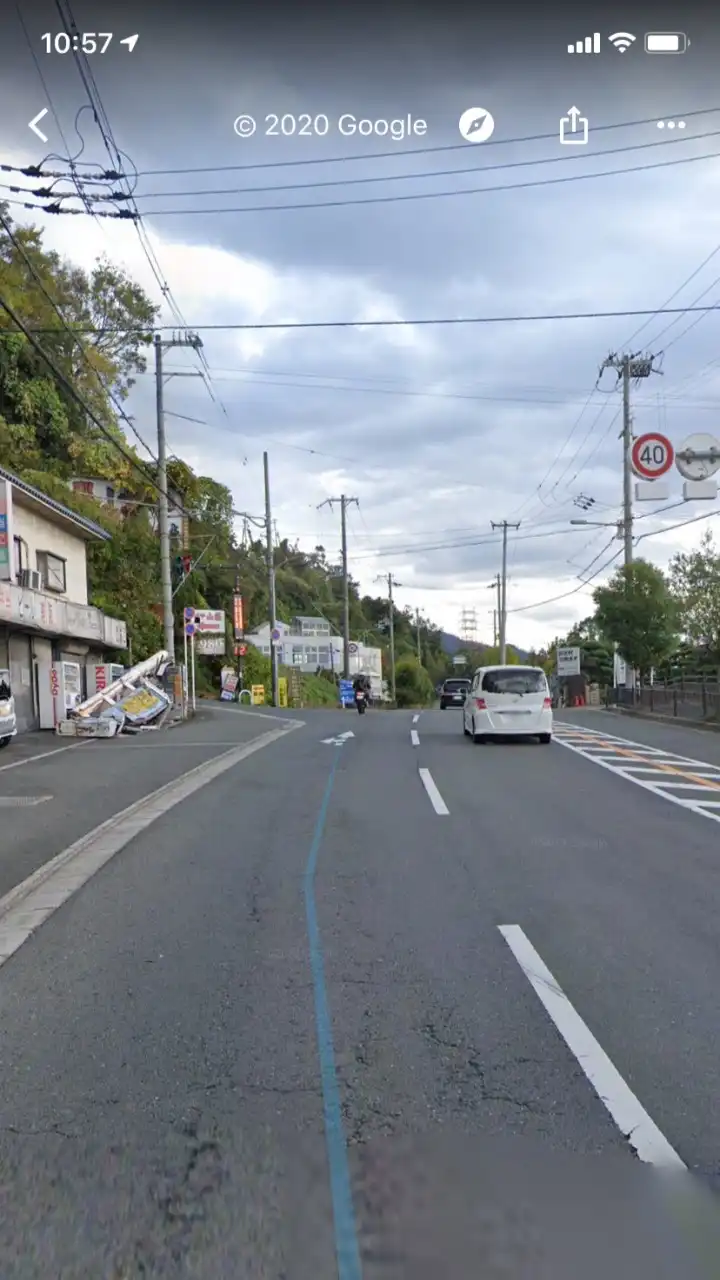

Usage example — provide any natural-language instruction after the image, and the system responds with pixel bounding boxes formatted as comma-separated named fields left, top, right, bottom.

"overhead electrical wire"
left=96, top=146, right=720, bottom=217
left=4, top=141, right=720, bottom=220
left=14, top=304, right=720, bottom=336
left=59, top=126, right=720, bottom=203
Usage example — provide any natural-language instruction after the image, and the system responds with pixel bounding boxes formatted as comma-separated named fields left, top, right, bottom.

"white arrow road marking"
left=321, top=731, right=356, bottom=745
left=499, top=925, right=684, bottom=1169
left=29, top=108, right=49, bottom=141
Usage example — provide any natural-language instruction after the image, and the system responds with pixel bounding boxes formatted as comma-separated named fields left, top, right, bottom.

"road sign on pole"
left=675, top=433, right=720, bottom=481
left=631, top=432, right=674, bottom=479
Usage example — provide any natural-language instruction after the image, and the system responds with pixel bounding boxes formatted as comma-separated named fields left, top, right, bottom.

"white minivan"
left=462, top=664, right=552, bottom=744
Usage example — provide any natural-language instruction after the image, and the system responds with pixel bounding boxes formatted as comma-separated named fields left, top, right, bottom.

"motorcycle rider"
left=353, top=672, right=371, bottom=706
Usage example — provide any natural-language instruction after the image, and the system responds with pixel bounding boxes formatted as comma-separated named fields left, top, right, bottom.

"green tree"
left=394, top=657, right=435, bottom=707
left=668, top=530, right=720, bottom=663
left=593, top=559, right=678, bottom=681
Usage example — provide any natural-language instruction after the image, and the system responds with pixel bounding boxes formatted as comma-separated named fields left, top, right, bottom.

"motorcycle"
left=355, top=690, right=367, bottom=715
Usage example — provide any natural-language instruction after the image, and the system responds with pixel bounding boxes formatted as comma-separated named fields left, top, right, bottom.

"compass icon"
left=458, top=107, right=495, bottom=143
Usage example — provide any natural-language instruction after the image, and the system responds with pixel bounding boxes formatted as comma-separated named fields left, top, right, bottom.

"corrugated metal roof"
left=0, top=465, right=111, bottom=541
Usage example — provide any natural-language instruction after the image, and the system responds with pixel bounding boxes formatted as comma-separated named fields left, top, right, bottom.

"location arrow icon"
left=28, top=109, right=49, bottom=142
left=120, top=34, right=139, bottom=51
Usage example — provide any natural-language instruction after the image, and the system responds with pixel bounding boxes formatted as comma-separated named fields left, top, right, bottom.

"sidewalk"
left=0, top=707, right=300, bottom=905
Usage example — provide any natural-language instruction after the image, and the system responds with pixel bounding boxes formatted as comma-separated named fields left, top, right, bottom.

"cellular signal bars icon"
left=568, top=32, right=601, bottom=54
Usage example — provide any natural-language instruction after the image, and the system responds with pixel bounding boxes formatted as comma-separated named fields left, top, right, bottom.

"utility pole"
left=416, top=609, right=422, bottom=664
left=155, top=330, right=203, bottom=661
left=376, top=572, right=400, bottom=703
left=318, top=495, right=358, bottom=678
left=601, top=351, right=659, bottom=567
left=264, top=451, right=279, bottom=706
left=490, top=522, right=520, bottom=663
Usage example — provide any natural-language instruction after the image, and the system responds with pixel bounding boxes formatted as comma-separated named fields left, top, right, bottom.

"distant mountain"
left=440, top=631, right=529, bottom=661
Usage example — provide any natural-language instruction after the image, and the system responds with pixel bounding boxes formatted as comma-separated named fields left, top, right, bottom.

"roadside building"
left=0, top=466, right=127, bottom=732
left=248, top=615, right=383, bottom=693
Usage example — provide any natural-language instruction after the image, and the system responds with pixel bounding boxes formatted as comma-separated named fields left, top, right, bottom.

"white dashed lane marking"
left=553, top=721, right=720, bottom=824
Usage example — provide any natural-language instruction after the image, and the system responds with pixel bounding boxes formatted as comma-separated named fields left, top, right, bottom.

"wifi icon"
left=608, top=31, right=636, bottom=51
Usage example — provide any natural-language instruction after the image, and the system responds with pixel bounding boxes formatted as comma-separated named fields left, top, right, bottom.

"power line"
left=118, top=146, right=720, bottom=217
left=15, top=303, right=720, bottom=335
left=88, top=127, right=720, bottom=203
left=508, top=545, right=622, bottom=614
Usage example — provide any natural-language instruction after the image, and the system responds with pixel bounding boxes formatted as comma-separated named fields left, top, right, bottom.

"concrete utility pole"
left=601, top=352, right=659, bottom=567
left=490, top=522, right=520, bottom=663
left=318, top=495, right=358, bottom=678
left=263, top=451, right=279, bottom=706
left=155, top=331, right=203, bottom=660
left=377, top=572, right=400, bottom=703
left=416, top=608, right=422, bottom=664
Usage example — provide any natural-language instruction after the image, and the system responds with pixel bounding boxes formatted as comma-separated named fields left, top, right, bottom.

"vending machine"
left=86, top=663, right=125, bottom=698
left=50, top=661, right=83, bottom=726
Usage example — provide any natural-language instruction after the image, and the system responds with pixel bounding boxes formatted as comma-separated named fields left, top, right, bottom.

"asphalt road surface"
left=2, top=704, right=720, bottom=1277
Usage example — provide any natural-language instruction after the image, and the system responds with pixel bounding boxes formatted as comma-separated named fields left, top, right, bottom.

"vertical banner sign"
left=0, top=479, right=14, bottom=582
left=233, top=594, right=244, bottom=639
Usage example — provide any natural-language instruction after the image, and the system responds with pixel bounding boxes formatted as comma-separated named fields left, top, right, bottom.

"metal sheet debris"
left=57, top=651, right=174, bottom=738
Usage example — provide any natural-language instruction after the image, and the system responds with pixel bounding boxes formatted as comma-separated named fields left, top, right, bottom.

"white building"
left=248, top=616, right=383, bottom=687
left=0, top=466, right=127, bottom=732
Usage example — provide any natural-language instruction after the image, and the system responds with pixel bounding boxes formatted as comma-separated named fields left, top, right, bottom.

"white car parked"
left=462, top=664, right=553, bottom=744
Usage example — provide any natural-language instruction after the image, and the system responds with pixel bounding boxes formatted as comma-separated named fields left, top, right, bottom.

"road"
left=1, top=703, right=720, bottom=1277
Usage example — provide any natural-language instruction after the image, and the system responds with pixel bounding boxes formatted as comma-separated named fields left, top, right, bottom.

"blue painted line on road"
left=304, top=753, right=363, bottom=1280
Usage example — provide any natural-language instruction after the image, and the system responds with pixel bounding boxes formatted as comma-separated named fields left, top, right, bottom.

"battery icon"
left=645, top=32, right=688, bottom=53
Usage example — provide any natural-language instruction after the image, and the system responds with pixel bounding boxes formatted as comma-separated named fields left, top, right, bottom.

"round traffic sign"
left=675, top=433, right=720, bottom=481
left=631, top=432, right=674, bottom=480
left=183, top=606, right=195, bottom=621
left=348, top=642, right=358, bottom=654
left=271, top=627, right=281, bottom=642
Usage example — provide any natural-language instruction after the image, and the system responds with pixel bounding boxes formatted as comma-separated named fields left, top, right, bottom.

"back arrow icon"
left=29, top=109, right=49, bottom=142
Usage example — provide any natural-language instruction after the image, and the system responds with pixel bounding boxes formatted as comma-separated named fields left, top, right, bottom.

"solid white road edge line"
left=0, top=741, right=89, bottom=775
left=410, top=729, right=420, bottom=747
left=0, top=722, right=303, bottom=969
left=498, top=924, right=685, bottom=1170
left=418, top=767, right=449, bottom=815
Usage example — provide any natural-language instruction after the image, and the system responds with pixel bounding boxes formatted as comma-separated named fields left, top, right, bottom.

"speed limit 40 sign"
left=631, top=432, right=674, bottom=480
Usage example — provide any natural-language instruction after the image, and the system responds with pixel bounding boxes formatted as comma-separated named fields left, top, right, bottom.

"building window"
left=292, top=647, right=304, bottom=665
left=305, top=647, right=318, bottom=666
left=36, top=551, right=66, bottom=594
left=13, top=536, right=24, bottom=578
left=318, top=647, right=330, bottom=666
left=72, top=480, right=94, bottom=495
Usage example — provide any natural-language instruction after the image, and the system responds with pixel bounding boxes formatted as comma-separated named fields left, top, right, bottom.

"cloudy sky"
left=1, top=0, right=719, bottom=649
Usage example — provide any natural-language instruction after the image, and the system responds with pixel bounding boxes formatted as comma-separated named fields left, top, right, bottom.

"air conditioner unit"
left=18, top=569, right=42, bottom=590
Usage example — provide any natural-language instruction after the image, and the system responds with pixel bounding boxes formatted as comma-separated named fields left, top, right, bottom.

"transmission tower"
left=460, top=607, right=478, bottom=644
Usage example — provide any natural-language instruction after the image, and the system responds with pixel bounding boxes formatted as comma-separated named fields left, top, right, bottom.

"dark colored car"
left=440, top=678, right=471, bottom=709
